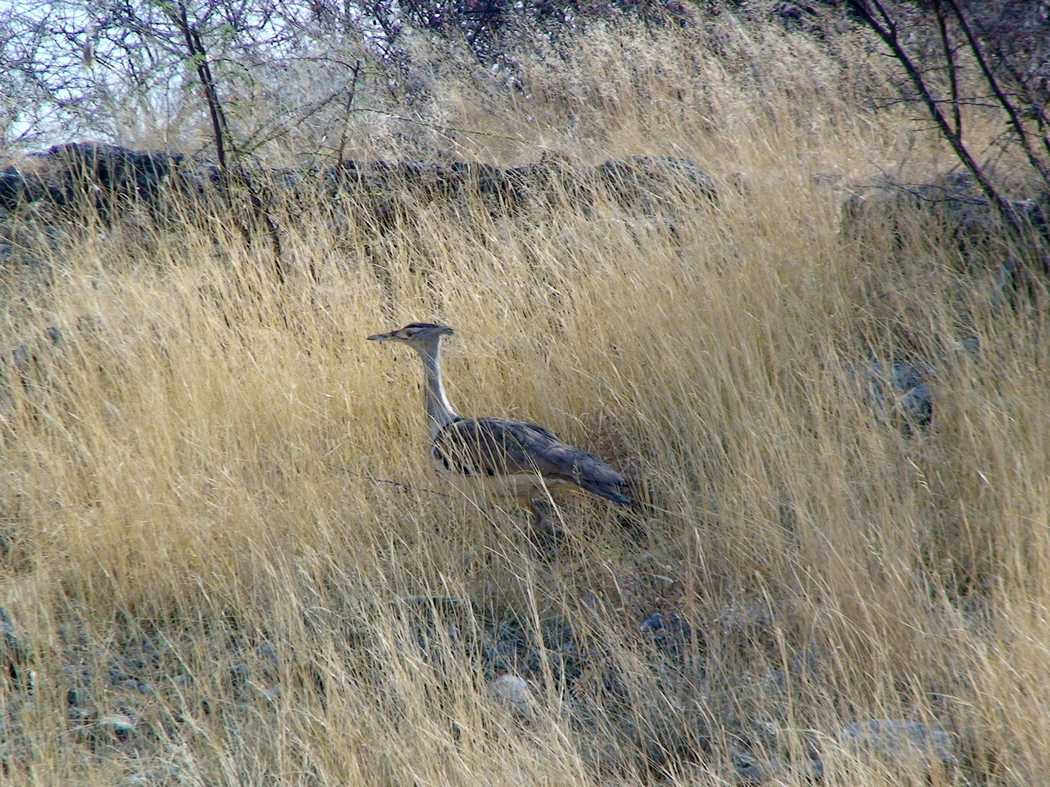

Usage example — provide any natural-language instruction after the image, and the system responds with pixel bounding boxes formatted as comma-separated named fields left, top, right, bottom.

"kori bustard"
left=367, top=323, right=633, bottom=513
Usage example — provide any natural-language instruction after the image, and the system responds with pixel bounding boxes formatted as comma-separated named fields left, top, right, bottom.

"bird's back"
left=431, top=416, right=632, bottom=504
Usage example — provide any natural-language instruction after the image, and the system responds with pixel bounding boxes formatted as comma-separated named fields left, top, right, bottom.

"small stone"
left=97, top=712, right=135, bottom=738
left=639, top=611, right=693, bottom=640
left=68, top=706, right=93, bottom=722
left=124, top=764, right=181, bottom=786
left=484, top=675, right=534, bottom=718
left=257, top=642, right=278, bottom=666
left=0, top=608, right=28, bottom=665
left=66, top=688, right=87, bottom=708
left=257, top=684, right=282, bottom=702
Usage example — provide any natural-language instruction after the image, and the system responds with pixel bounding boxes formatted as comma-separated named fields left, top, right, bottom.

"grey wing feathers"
left=432, top=417, right=632, bottom=504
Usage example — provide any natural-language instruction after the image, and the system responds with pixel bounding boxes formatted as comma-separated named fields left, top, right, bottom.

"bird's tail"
left=578, top=479, right=633, bottom=506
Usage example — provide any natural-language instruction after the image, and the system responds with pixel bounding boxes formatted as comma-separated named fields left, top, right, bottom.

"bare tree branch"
left=942, top=0, right=1050, bottom=189
left=933, top=0, right=962, bottom=141
left=847, top=0, right=1022, bottom=234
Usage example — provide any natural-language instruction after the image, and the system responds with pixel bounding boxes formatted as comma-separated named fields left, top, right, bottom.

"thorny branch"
left=847, top=0, right=1025, bottom=235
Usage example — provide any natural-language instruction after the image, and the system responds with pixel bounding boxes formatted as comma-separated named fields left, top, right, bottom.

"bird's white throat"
left=418, top=340, right=459, bottom=438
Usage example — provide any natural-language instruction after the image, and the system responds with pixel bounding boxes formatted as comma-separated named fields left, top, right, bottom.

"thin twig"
left=336, top=59, right=363, bottom=167
left=934, top=1, right=962, bottom=142
left=943, top=0, right=1050, bottom=189
left=343, top=469, right=452, bottom=498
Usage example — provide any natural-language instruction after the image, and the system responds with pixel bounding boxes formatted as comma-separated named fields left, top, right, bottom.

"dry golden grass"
left=1, top=27, right=1049, bottom=787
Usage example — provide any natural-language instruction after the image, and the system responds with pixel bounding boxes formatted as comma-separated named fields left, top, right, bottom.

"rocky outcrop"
left=841, top=171, right=1049, bottom=261
left=0, top=143, right=207, bottom=219
left=0, top=143, right=717, bottom=222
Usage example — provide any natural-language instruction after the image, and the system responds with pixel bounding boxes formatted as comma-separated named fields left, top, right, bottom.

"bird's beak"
left=367, top=331, right=396, bottom=342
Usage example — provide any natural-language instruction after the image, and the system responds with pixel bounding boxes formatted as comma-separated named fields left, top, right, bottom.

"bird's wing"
left=432, top=417, right=631, bottom=504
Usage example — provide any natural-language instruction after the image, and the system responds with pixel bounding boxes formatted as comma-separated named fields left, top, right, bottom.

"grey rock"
left=123, top=763, right=181, bottom=786
left=719, top=750, right=822, bottom=784
left=842, top=172, right=1050, bottom=300
left=842, top=172, right=1048, bottom=256
left=844, top=360, right=935, bottom=429
left=0, top=608, right=28, bottom=665
left=66, top=688, right=87, bottom=707
left=484, top=674, right=535, bottom=719
left=257, top=642, right=279, bottom=666
left=2, top=144, right=718, bottom=228
left=97, top=712, right=135, bottom=738
left=837, top=718, right=957, bottom=770
left=593, top=155, right=718, bottom=212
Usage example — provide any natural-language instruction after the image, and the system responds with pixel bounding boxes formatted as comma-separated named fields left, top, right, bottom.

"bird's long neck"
left=417, top=339, right=459, bottom=437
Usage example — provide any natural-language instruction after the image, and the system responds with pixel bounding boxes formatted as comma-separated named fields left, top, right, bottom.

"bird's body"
left=368, top=322, right=632, bottom=507
left=430, top=415, right=631, bottom=503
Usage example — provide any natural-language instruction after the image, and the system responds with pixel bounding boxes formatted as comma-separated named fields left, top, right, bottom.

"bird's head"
left=368, top=322, right=455, bottom=352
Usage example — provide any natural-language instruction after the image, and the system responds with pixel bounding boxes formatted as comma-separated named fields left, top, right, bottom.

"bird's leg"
left=528, top=497, right=565, bottom=557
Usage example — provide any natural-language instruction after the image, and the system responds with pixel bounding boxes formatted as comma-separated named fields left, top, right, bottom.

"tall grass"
left=1, top=30, right=1049, bottom=786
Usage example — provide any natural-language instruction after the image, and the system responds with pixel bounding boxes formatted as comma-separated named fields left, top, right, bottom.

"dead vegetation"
left=0, top=12, right=1049, bottom=787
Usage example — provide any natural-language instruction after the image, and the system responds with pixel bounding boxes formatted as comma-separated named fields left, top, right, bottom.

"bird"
left=367, top=322, right=633, bottom=515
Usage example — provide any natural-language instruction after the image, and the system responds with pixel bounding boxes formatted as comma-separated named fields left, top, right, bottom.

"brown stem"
left=173, top=3, right=229, bottom=173
left=934, top=1, right=961, bottom=141
left=167, top=3, right=285, bottom=284
left=336, top=59, right=363, bottom=167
